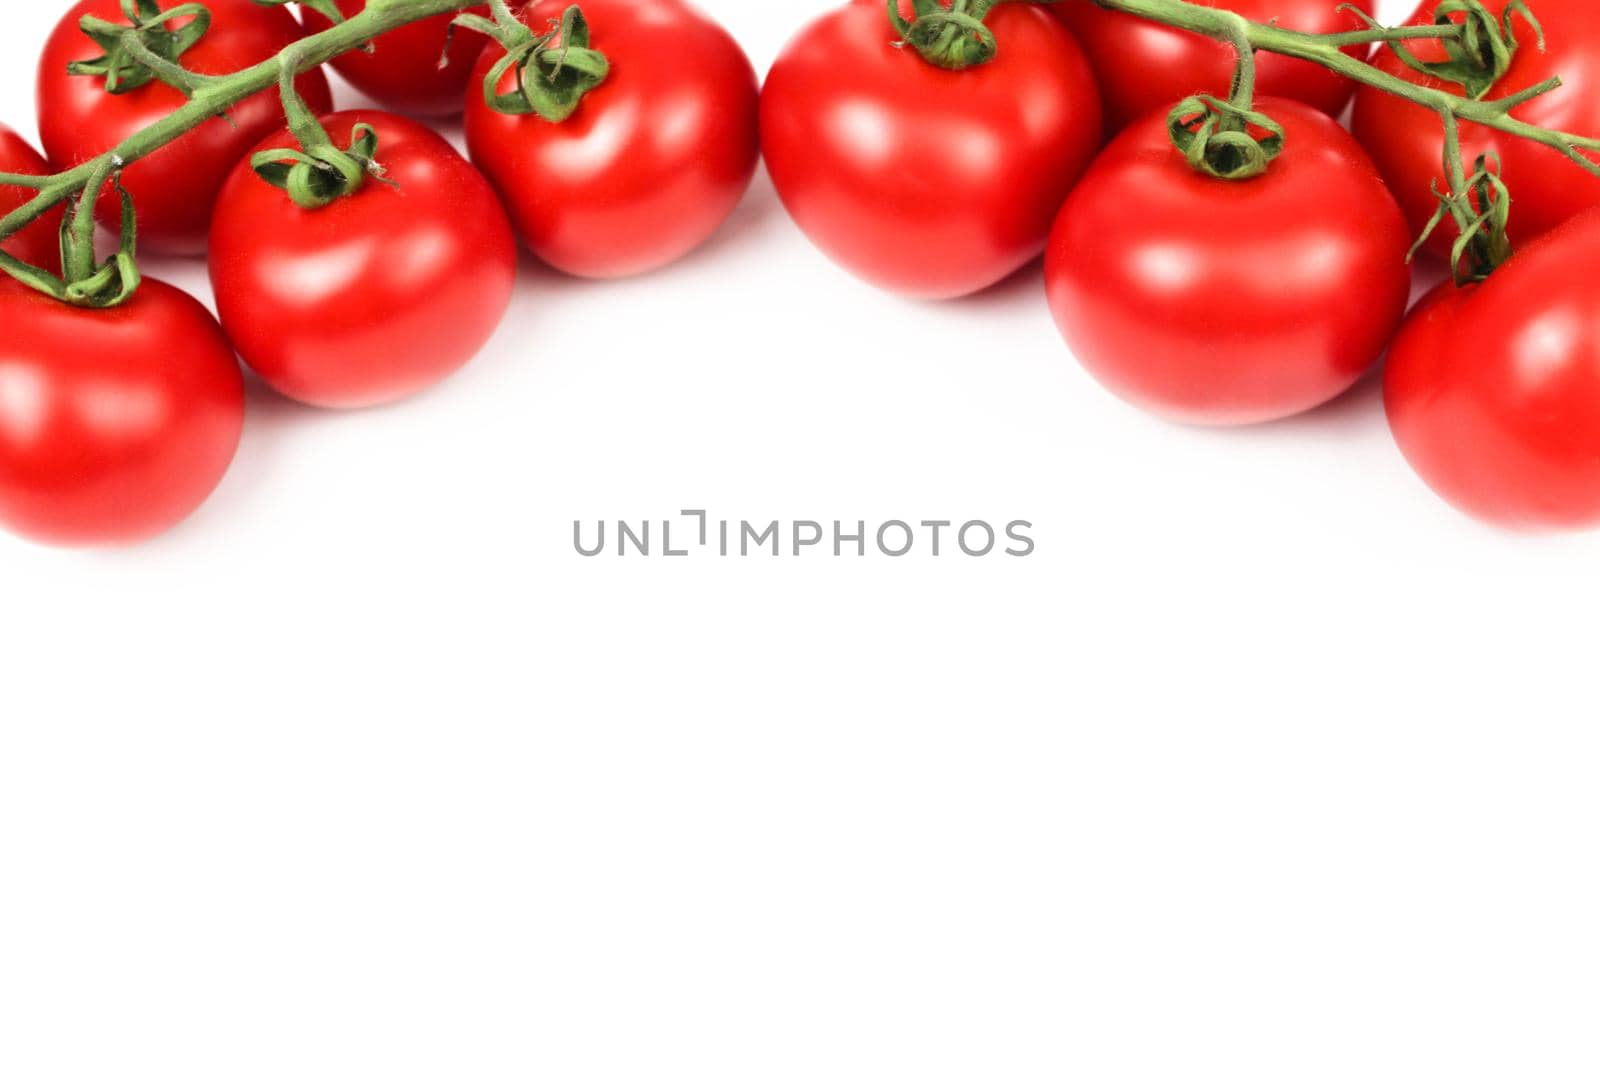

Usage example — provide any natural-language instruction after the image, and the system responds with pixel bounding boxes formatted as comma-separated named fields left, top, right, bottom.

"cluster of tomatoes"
left=1, top=0, right=1599, bottom=549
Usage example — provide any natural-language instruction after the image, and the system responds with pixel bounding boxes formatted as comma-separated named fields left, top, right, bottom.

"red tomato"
left=761, top=0, right=1102, bottom=299
left=0, top=277, right=244, bottom=547
left=464, top=0, right=758, bottom=279
left=1386, top=209, right=1600, bottom=529
left=1045, top=98, right=1412, bottom=426
left=0, top=126, right=63, bottom=273
left=209, top=110, right=516, bottom=409
left=1053, top=0, right=1374, bottom=132
left=301, top=1, right=490, bottom=117
left=1352, top=0, right=1600, bottom=259
left=37, top=0, right=332, bottom=256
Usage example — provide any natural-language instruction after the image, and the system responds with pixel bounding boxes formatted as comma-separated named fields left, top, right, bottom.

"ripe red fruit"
left=1046, top=99, right=1413, bottom=426
left=1386, top=209, right=1600, bottom=529
left=210, top=110, right=517, bottom=409
left=465, top=0, right=759, bottom=279
left=762, top=0, right=1102, bottom=299
left=0, top=278, right=245, bottom=547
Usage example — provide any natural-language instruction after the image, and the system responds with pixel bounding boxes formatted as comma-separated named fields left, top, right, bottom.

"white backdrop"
left=4, top=2, right=1598, bottom=1065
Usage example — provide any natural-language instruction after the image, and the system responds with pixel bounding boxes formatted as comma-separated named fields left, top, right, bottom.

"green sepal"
left=252, top=123, right=386, bottom=210
left=42, top=172, right=143, bottom=309
left=1345, top=0, right=1542, bottom=101
left=887, top=0, right=1000, bottom=71
left=68, top=0, right=212, bottom=95
left=458, top=2, right=610, bottom=123
left=1167, top=95, right=1285, bottom=182
left=1412, top=153, right=1514, bottom=285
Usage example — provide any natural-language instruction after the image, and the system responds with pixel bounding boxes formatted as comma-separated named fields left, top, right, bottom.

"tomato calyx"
left=1152, top=11, right=1288, bottom=181
left=1, top=159, right=142, bottom=308
left=1351, top=0, right=1544, bottom=101
left=887, top=0, right=1010, bottom=71
left=1168, top=95, right=1285, bottom=181
left=455, top=0, right=609, bottom=123
left=250, top=58, right=392, bottom=210
left=68, top=0, right=214, bottom=95
left=253, top=121, right=387, bottom=209
left=1414, top=114, right=1515, bottom=284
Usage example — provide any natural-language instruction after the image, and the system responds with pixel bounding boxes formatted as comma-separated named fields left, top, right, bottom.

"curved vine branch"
left=1088, top=0, right=1600, bottom=179
left=0, top=0, right=480, bottom=253
left=5, top=0, right=1600, bottom=302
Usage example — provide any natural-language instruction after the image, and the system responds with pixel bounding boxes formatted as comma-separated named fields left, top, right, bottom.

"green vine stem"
left=0, top=0, right=482, bottom=265
left=4, top=0, right=1600, bottom=300
left=248, top=47, right=384, bottom=209
left=1410, top=111, right=1514, bottom=283
left=1086, top=0, right=1600, bottom=182
left=885, top=0, right=1600, bottom=189
left=455, top=1, right=609, bottom=122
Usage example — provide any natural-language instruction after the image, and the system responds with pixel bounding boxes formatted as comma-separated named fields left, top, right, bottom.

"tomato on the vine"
left=1053, top=0, right=1375, bottom=131
left=761, top=0, right=1102, bottom=300
left=209, top=110, right=516, bottom=410
left=0, top=126, right=62, bottom=273
left=1045, top=98, right=1412, bottom=426
left=300, top=1, right=490, bottom=117
left=464, top=0, right=759, bottom=279
left=36, top=0, right=332, bottom=256
left=1352, top=0, right=1600, bottom=259
left=1386, top=209, right=1600, bottom=530
left=0, top=277, right=244, bottom=547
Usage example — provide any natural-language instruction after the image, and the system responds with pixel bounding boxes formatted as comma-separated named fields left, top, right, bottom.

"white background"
left=4, top=1, right=1598, bottom=1064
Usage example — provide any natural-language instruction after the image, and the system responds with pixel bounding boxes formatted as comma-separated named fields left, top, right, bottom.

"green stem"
left=5, top=0, right=1600, bottom=295
left=63, top=158, right=114, bottom=283
left=1088, top=0, right=1600, bottom=181
left=115, top=26, right=216, bottom=96
left=0, top=0, right=480, bottom=247
left=278, top=45, right=335, bottom=153
left=1422, top=110, right=1513, bottom=282
left=1317, top=24, right=1474, bottom=47
left=1219, top=12, right=1256, bottom=115
left=247, top=47, right=382, bottom=210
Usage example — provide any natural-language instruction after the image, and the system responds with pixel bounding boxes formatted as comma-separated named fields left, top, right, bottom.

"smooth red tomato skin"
left=464, top=0, right=759, bottom=279
left=1045, top=99, right=1412, bottom=426
left=1054, top=0, right=1374, bottom=132
left=0, top=126, right=63, bottom=273
left=36, top=0, right=333, bottom=256
left=209, top=111, right=516, bottom=410
left=1386, top=210, right=1600, bottom=530
left=761, top=0, right=1102, bottom=300
left=1353, top=0, right=1600, bottom=259
left=301, top=1, right=490, bottom=117
left=0, top=278, right=244, bottom=547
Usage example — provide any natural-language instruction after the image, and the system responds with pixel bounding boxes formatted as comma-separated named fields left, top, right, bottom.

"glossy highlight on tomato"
left=301, top=0, right=490, bottom=117
left=36, top=0, right=332, bottom=256
left=0, top=125, right=62, bottom=273
left=465, top=0, right=759, bottom=279
left=1386, top=209, right=1600, bottom=530
left=1045, top=98, right=1412, bottom=426
left=209, top=110, right=516, bottom=410
left=762, top=0, right=1102, bottom=300
left=0, top=277, right=245, bottom=547
left=1054, top=0, right=1375, bottom=132
left=1352, top=0, right=1600, bottom=259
